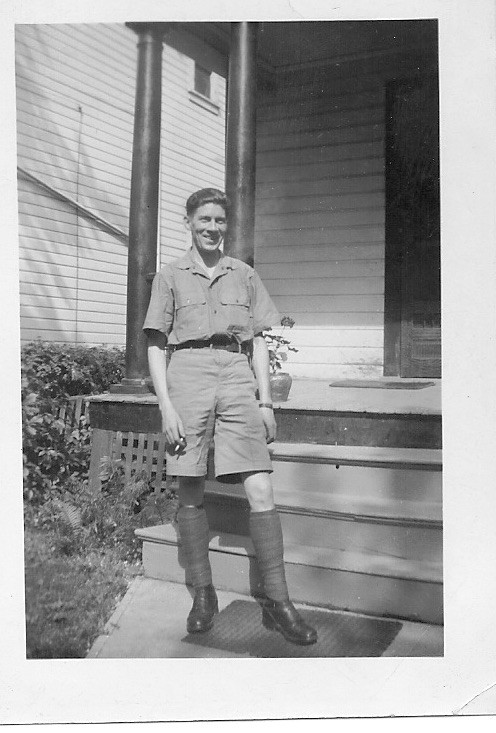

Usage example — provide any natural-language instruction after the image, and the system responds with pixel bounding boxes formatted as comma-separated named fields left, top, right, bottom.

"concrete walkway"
left=87, top=576, right=444, bottom=659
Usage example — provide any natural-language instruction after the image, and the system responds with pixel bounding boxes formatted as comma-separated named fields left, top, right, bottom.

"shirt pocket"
left=174, top=290, right=208, bottom=341
left=219, top=286, right=251, bottom=330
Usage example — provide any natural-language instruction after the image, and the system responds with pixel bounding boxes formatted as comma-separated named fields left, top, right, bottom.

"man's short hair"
left=186, top=188, right=230, bottom=217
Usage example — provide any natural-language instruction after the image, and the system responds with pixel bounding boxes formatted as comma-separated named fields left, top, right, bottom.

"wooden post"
left=88, top=428, right=114, bottom=493
left=112, top=25, right=163, bottom=393
left=224, top=22, right=258, bottom=267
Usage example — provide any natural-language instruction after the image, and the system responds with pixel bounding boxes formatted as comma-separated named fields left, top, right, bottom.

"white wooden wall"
left=255, top=63, right=387, bottom=379
left=16, top=23, right=226, bottom=345
left=159, top=45, right=226, bottom=265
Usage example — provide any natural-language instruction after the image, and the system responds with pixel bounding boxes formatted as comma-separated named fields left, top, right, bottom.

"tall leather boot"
left=249, top=508, right=317, bottom=646
left=177, top=504, right=218, bottom=633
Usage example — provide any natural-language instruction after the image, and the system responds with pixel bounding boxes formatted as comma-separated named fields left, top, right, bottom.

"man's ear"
left=183, top=215, right=191, bottom=232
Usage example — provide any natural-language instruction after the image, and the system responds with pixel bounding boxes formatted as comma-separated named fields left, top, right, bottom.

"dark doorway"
left=384, top=75, right=441, bottom=377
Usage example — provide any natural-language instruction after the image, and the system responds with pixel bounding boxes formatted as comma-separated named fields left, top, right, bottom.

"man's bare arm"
left=252, top=334, right=277, bottom=443
left=147, top=331, right=185, bottom=446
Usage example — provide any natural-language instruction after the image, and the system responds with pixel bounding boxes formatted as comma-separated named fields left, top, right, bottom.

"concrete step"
left=203, top=480, right=442, bottom=563
left=137, top=523, right=443, bottom=625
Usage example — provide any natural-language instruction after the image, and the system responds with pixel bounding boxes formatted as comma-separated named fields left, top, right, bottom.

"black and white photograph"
left=1, top=0, right=496, bottom=725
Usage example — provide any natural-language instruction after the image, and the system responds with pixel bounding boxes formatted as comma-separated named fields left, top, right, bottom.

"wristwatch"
left=258, top=402, right=273, bottom=409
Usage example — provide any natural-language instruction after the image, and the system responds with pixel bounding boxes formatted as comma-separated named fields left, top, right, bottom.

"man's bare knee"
left=241, top=471, right=275, bottom=512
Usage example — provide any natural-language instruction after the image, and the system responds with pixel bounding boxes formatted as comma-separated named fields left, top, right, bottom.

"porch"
left=88, top=376, right=442, bottom=632
left=88, top=378, right=443, bottom=658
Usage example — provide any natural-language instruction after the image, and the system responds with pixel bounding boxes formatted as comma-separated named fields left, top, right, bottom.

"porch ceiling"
left=256, top=20, right=438, bottom=69
left=128, top=20, right=437, bottom=72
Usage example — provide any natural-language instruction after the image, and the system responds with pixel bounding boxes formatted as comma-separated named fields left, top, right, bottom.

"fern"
left=55, top=500, right=83, bottom=532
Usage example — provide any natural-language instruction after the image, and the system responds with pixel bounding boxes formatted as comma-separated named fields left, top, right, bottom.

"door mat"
left=329, top=380, right=435, bottom=390
left=183, top=600, right=402, bottom=658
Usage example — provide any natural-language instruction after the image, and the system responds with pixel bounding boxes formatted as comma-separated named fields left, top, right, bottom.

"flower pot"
left=269, top=372, right=293, bottom=402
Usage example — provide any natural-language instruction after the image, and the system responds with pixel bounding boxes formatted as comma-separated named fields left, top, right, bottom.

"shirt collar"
left=175, top=248, right=241, bottom=272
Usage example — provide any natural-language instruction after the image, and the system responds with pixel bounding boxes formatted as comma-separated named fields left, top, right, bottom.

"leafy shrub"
left=22, top=341, right=125, bottom=401
left=22, top=342, right=125, bottom=502
left=25, top=460, right=178, bottom=562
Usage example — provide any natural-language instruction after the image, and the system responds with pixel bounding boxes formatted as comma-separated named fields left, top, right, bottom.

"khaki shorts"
left=165, top=348, right=273, bottom=478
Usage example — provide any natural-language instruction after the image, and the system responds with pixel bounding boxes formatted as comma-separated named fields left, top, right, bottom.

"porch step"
left=204, top=480, right=442, bottom=564
left=269, top=442, right=442, bottom=470
left=137, top=524, right=443, bottom=624
left=206, top=480, right=441, bottom=524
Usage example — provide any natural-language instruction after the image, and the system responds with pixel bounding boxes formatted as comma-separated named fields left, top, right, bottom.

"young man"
left=143, top=188, right=317, bottom=646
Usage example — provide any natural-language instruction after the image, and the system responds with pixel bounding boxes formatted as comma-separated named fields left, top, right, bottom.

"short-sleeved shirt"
left=143, top=248, right=280, bottom=345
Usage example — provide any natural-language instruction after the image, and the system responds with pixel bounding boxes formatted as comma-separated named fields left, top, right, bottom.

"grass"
left=23, top=484, right=178, bottom=659
left=24, top=525, right=141, bottom=659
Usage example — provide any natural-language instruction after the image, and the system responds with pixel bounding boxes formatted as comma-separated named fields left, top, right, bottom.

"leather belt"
left=173, top=338, right=250, bottom=355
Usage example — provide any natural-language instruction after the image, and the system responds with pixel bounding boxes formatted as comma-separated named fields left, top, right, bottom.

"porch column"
left=113, top=25, right=163, bottom=393
left=224, top=22, right=259, bottom=267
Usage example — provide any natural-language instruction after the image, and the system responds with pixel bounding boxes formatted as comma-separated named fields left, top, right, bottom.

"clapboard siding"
left=256, top=88, right=384, bottom=120
left=280, top=312, right=384, bottom=328
left=255, top=61, right=388, bottom=377
left=18, top=119, right=134, bottom=166
left=259, top=260, right=384, bottom=279
left=257, top=208, right=384, bottom=231
left=21, top=328, right=125, bottom=346
left=17, top=23, right=226, bottom=345
left=257, top=225, right=384, bottom=247
left=287, top=328, right=383, bottom=348
left=258, top=141, right=383, bottom=169
left=264, top=277, right=384, bottom=297
left=274, top=295, right=384, bottom=313
left=16, top=80, right=135, bottom=139
left=23, top=237, right=128, bottom=267
left=260, top=243, right=384, bottom=264
left=257, top=106, right=385, bottom=137
left=20, top=278, right=126, bottom=304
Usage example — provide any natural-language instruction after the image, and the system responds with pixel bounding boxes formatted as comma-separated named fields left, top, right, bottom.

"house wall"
left=16, top=23, right=226, bottom=345
left=255, top=52, right=427, bottom=379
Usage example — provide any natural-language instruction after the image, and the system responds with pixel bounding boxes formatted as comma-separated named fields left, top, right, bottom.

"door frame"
left=383, top=73, right=440, bottom=377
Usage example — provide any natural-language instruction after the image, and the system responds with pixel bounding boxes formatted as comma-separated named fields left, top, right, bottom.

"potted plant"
left=264, top=316, right=298, bottom=402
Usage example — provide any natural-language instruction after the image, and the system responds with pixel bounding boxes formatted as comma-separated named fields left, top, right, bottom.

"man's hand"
left=160, top=402, right=186, bottom=451
left=260, top=406, right=277, bottom=444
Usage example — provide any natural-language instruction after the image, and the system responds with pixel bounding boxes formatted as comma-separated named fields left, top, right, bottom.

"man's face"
left=185, top=203, right=227, bottom=256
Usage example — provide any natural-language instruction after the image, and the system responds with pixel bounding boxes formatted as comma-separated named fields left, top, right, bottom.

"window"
left=189, top=62, right=219, bottom=115
left=194, top=63, right=211, bottom=99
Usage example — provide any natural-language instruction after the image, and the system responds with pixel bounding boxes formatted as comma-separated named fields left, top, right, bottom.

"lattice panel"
left=111, top=431, right=169, bottom=494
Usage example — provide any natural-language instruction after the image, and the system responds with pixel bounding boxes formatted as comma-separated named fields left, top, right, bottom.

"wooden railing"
left=58, top=395, right=91, bottom=431
left=58, top=396, right=169, bottom=494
